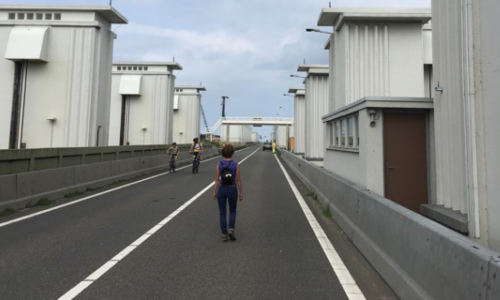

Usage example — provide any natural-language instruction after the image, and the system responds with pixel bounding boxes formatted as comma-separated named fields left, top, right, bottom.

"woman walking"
left=213, top=144, right=243, bottom=242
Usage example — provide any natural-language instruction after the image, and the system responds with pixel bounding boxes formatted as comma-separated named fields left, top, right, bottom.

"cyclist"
left=189, top=137, right=203, bottom=156
left=166, top=142, right=180, bottom=167
left=189, top=138, right=204, bottom=173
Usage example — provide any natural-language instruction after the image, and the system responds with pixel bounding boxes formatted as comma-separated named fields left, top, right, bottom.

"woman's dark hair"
left=221, top=144, right=235, bottom=158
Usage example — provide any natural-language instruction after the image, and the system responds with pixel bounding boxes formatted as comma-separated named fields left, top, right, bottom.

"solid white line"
left=57, top=183, right=215, bottom=300
left=57, top=146, right=260, bottom=300
left=274, top=155, right=366, bottom=300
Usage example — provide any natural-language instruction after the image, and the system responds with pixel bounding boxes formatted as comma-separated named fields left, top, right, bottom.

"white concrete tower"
left=297, top=64, right=329, bottom=161
left=109, top=62, right=182, bottom=146
left=0, top=5, right=127, bottom=149
left=173, top=86, right=206, bottom=144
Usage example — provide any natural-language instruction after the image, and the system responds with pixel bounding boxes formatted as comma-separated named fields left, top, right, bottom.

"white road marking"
left=57, top=147, right=260, bottom=299
left=274, top=155, right=366, bottom=300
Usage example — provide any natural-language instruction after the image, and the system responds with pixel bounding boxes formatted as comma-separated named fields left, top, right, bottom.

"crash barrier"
left=0, top=145, right=220, bottom=211
left=281, top=151, right=500, bottom=300
left=0, top=144, right=198, bottom=175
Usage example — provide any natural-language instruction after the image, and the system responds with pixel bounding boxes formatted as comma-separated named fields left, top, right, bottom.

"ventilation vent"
left=7, top=11, right=62, bottom=21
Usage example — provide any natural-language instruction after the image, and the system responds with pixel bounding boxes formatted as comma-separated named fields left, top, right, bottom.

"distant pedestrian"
left=213, top=144, right=243, bottom=242
left=272, top=140, right=276, bottom=153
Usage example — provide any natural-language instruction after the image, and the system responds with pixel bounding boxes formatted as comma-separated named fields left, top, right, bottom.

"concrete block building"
left=172, top=86, right=206, bottom=144
left=273, top=124, right=294, bottom=150
left=220, top=125, right=253, bottom=145
left=0, top=5, right=127, bottom=149
left=316, top=9, right=433, bottom=211
left=296, top=64, right=329, bottom=161
left=288, top=87, right=305, bottom=155
left=109, top=62, right=182, bottom=146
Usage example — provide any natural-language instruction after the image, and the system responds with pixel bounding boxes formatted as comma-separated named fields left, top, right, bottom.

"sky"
left=3, top=0, right=431, bottom=140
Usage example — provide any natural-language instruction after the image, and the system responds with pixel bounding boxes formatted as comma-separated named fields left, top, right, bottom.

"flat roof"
left=288, top=87, right=305, bottom=94
left=175, top=86, right=206, bottom=91
left=317, top=8, right=431, bottom=31
left=0, top=5, right=128, bottom=24
left=297, top=64, right=328, bottom=72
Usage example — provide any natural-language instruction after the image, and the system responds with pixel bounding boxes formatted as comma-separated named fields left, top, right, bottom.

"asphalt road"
left=0, top=145, right=399, bottom=300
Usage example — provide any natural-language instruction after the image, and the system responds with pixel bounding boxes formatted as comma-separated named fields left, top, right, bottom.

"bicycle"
left=169, top=154, right=177, bottom=173
left=192, top=152, right=200, bottom=174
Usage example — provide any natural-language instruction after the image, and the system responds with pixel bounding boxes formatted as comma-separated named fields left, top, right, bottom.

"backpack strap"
left=219, top=160, right=234, bottom=173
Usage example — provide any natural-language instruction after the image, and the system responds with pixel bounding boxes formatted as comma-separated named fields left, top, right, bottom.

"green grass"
left=307, top=191, right=318, bottom=201
left=308, top=190, right=332, bottom=218
left=35, top=198, right=55, bottom=206
left=322, top=205, right=332, bottom=218
left=64, top=191, right=85, bottom=198
left=0, top=208, right=16, bottom=217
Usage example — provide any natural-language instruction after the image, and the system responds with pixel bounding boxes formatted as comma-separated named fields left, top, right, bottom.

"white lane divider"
left=58, top=183, right=214, bottom=300
left=274, top=155, right=366, bottom=300
left=58, top=146, right=260, bottom=299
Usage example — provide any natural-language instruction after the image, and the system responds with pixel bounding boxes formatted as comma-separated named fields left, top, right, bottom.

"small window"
left=128, top=66, right=132, bottom=70
left=8, top=13, right=15, bottom=20
left=330, top=113, right=359, bottom=150
left=27, top=13, right=34, bottom=20
left=341, top=119, right=347, bottom=146
left=54, top=13, right=61, bottom=20
left=355, top=114, right=359, bottom=146
left=348, top=117, right=354, bottom=146
left=117, top=66, right=122, bottom=71
left=329, top=123, right=335, bottom=147
left=335, top=121, right=340, bottom=146
left=18, top=13, right=25, bottom=20
left=36, top=13, right=43, bottom=20
left=144, top=66, right=148, bottom=71
left=139, top=67, right=143, bottom=71
left=45, top=13, right=52, bottom=20
left=133, top=66, right=137, bottom=71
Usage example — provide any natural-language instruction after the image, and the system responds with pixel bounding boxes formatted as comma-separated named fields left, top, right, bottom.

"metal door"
left=383, top=112, right=428, bottom=213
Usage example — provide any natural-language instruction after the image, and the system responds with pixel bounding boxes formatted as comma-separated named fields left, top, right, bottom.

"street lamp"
left=290, top=74, right=306, bottom=79
left=47, top=117, right=56, bottom=148
left=305, top=28, right=333, bottom=35
left=221, top=96, right=229, bottom=118
left=283, top=93, right=294, bottom=97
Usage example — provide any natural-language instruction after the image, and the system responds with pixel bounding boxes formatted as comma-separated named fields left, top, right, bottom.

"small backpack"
left=219, top=161, right=234, bottom=186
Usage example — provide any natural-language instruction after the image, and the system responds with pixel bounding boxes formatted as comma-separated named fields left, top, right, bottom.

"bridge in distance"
left=207, top=116, right=294, bottom=133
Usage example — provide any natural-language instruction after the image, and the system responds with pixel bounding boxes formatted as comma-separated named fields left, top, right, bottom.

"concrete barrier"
left=0, top=144, right=184, bottom=175
left=281, top=151, right=500, bottom=300
left=0, top=147, right=220, bottom=211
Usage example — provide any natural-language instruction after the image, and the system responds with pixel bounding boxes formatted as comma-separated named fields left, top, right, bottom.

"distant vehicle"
left=262, top=142, right=272, bottom=151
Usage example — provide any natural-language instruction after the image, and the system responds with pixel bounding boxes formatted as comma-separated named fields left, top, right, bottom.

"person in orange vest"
left=272, top=140, right=276, bottom=153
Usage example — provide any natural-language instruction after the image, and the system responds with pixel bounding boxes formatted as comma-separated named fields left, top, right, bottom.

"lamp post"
left=290, top=74, right=306, bottom=79
left=47, top=117, right=56, bottom=147
left=305, top=28, right=333, bottom=35
left=221, top=96, right=229, bottom=119
left=142, top=127, right=147, bottom=145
